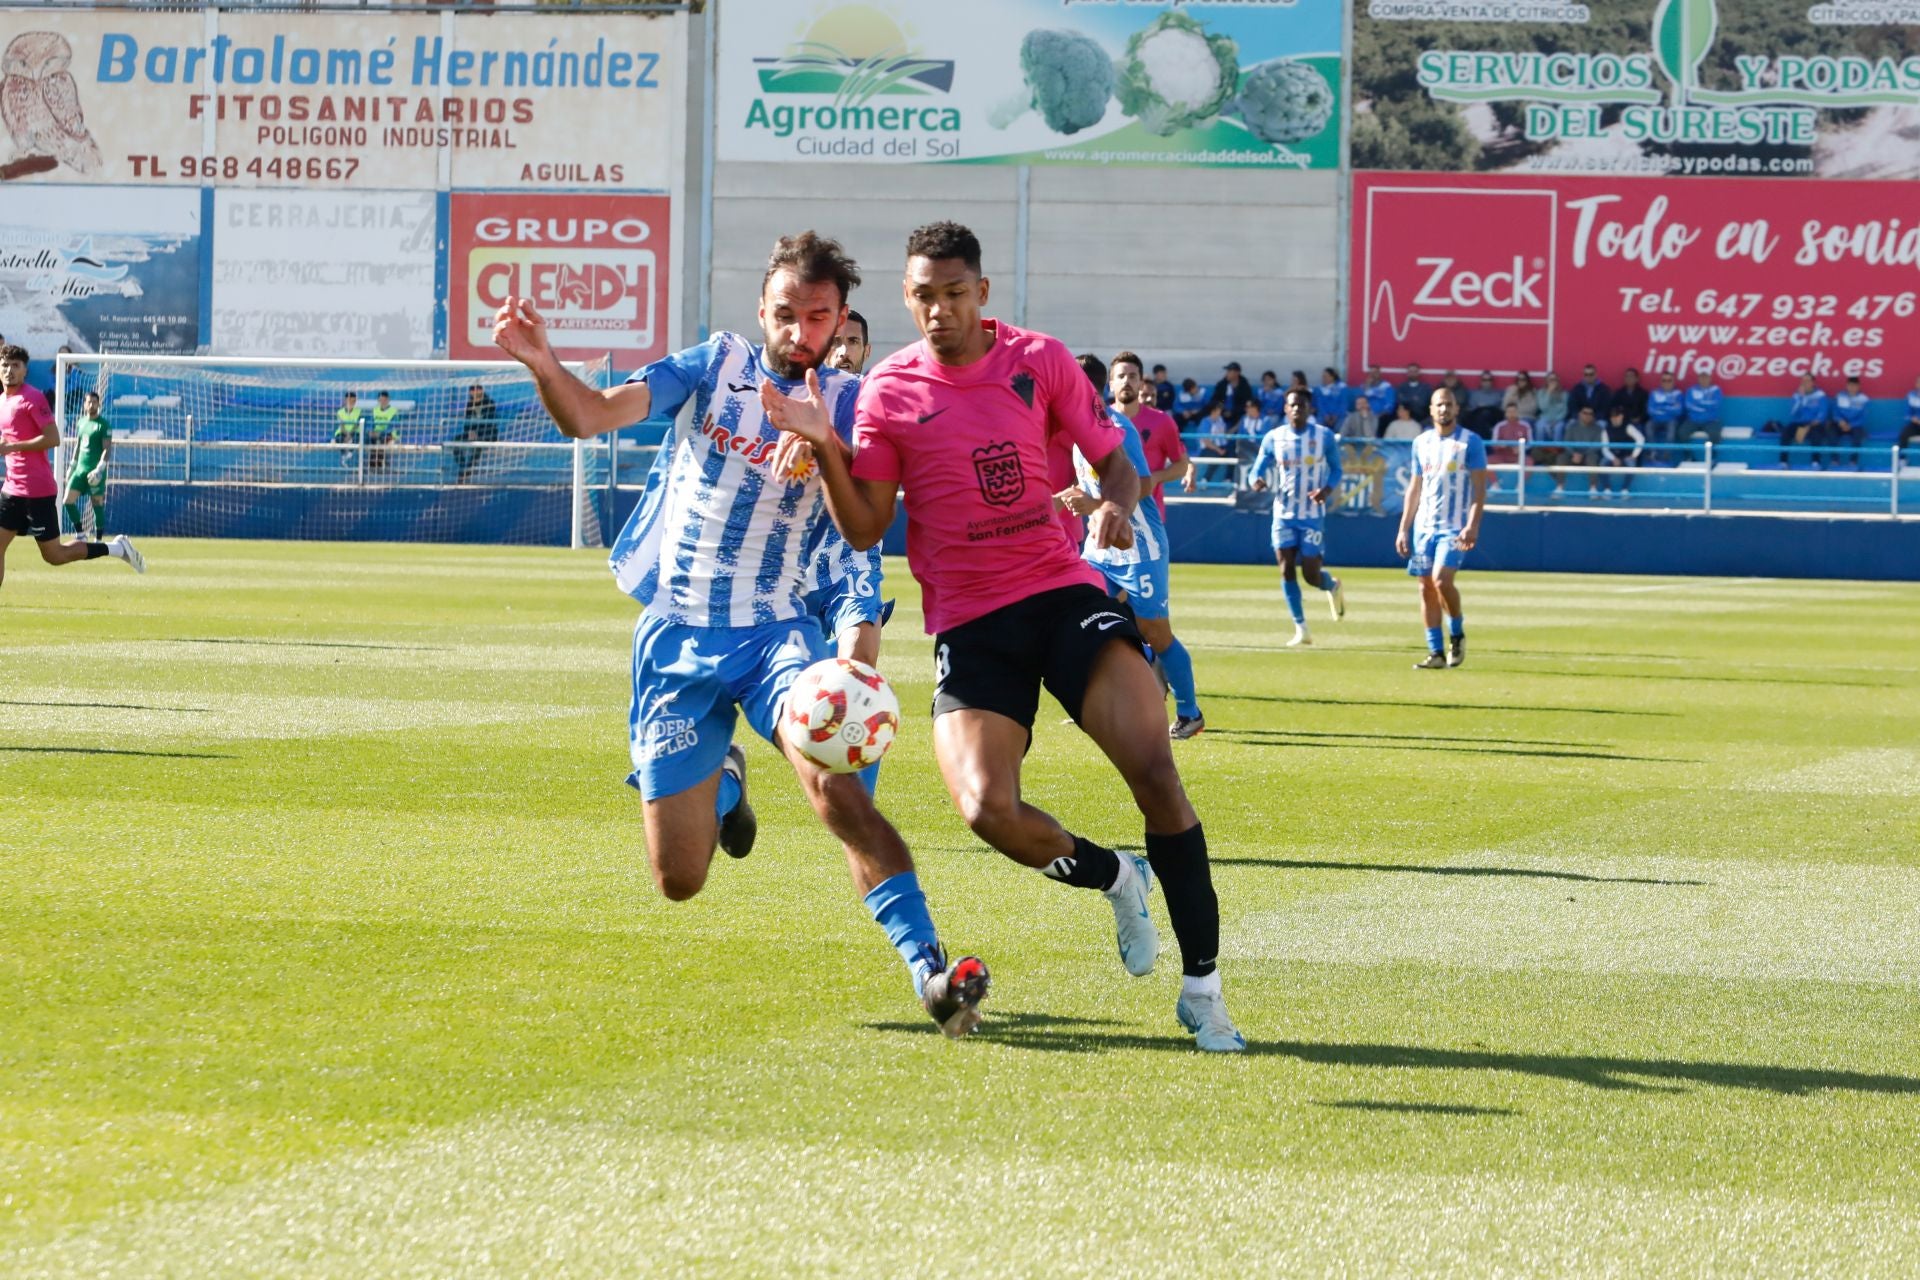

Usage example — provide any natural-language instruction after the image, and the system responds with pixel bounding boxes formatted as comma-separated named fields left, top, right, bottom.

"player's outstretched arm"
left=1085, top=446, right=1138, bottom=551
left=760, top=372, right=897, bottom=550
left=492, top=296, right=649, bottom=439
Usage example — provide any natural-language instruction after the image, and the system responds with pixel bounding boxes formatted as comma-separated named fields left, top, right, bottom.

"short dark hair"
left=1076, top=353, right=1107, bottom=389
left=1152, top=363, right=1167, bottom=375
left=763, top=230, right=861, bottom=303
left=905, top=220, right=981, bottom=273
left=378, top=390, right=391, bottom=398
left=841, top=308, right=869, bottom=341
left=1284, top=386, right=1313, bottom=411
left=0, top=343, right=27, bottom=364
left=1111, top=350, right=1143, bottom=376
left=343, top=390, right=357, bottom=398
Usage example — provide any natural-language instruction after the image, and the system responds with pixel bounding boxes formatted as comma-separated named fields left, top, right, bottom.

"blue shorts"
left=800, top=569, right=884, bottom=643
left=1095, top=557, right=1171, bottom=620
left=1407, top=530, right=1468, bottom=577
left=1272, top=518, right=1326, bottom=556
left=625, top=613, right=828, bottom=800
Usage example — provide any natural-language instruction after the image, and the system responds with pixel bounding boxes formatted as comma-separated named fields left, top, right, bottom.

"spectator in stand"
left=1614, top=367, right=1650, bottom=432
left=1777, top=374, right=1831, bottom=466
left=1196, top=402, right=1234, bottom=467
left=1464, top=371, right=1503, bottom=432
left=1256, top=370, right=1288, bottom=418
left=1502, top=371, right=1538, bottom=423
left=1488, top=402, right=1532, bottom=489
left=1237, top=397, right=1269, bottom=465
left=1683, top=369, right=1724, bottom=444
left=1439, top=371, right=1468, bottom=407
left=1313, top=366, right=1350, bottom=428
left=1151, top=363, right=1175, bottom=412
left=1397, top=363, right=1434, bottom=424
left=1903, top=375, right=1920, bottom=454
left=451, top=382, right=497, bottom=484
left=1382, top=403, right=1422, bottom=441
left=1126, top=358, right=1188, bottom=519
left=1209, top=361, right=1256, bottom=422
left=1340, top=395, right=1378, bottom=441
left=1173, top=377, right=1209, bottom=428
left=1830, top=375, right=1869, bottom=469
left=1358, top=365, right=1398, bottom=420
left=1556, top=404, right=1604, bottom=499
left=1602, top=405, right=1645, bottom=499
left=1289, top=370, right=1311, bottom=397
left=1646, top=370, right=1685, bottom=449
left=1534, top=373, right=1569, bottom=444
left=1567, top=363, right=1611, bottom=424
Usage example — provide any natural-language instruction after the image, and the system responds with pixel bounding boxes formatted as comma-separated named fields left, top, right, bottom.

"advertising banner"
left=447, top=193, right=671, bottom=364
left=1354, top=0, right=1920, bottom=179
left=0, top=11, right=682, bottom=190
left=210, top=190, right=436, bottom=357
left=717, top=0, right=1341, bottom=167
left=1350, top=170, right=1919, bottom=397
left=0, top=186, right=200, bottom=355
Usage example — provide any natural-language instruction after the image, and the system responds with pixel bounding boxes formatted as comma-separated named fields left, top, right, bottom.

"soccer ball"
left=784, top=658, right=900, bottom=773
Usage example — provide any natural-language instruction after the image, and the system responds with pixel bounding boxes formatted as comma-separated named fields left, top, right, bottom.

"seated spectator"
left=1236, top=398, right=1268, bottom=463
left=1614, top=367, right=1650, bottom=428
left=1439, top=371, right=1468, bottom=407
left=1903, top=375, right=1920, bottom=455
left=1173, top=377, right=1208, bottom=427
left=1312, top=366, right=1350, bottom=428
left=1256, top=369, right=1287, bottom=418
left=1210, top=362, right=1255, bottom=421
left=1830, top=375, right=1869, bottom=468
left=1646, top=371, right=1685, bottom=449
left=1465, top=370, right=1504, bottom=432
left=1196, top=403, right=1233, bottom=458
left=1340, top=395, right=1378, bottom=440
left=1567, top=364, right=1611, bottom=423
left=1502, top=371, right=1539, bottom=423
left=1487, top=403, right=1532, bottom=489
left=1397, top=363, right=1434, bottom=424
left=1358, top=364, right=1398, bottom=420
left=451, top=383, right=498, bottom=484
left=1683, top=370, right=1724, bottom=445
left=1554, top=405, right=1604, bottom=499
left=1602, top=405, right=1645, bottom=499
left=1774, top=374, right=1831, bottom=466
left=1151, top=363, right=1175, bottom=412
left=1382, top=403, right=1422, bottom=441
left=1534, top=373, right=1569, bottom=444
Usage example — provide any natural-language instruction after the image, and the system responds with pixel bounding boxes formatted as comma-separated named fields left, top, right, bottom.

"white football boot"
left=1105, top=854, right=1159, bottom=978
left=1176, top=983, right=1247, bottom=1053
left=107, top=534, right=145, bottom=574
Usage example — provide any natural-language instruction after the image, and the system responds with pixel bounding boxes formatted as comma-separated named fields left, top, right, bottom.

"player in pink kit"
left=761, top=222, right=1243, bottom=1052
left=0, top=344, right=143, bottom=591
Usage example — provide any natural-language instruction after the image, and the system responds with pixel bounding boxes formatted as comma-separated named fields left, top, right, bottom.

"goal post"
left=53, top=353, right=615, bottom=549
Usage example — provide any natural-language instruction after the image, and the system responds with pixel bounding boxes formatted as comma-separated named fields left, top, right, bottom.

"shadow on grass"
left=162, top=637, right=447, bottom=652
left=0, top=744, right=232, bottom=759
left=872, top=1024, right=1920, bottom=1096
left=1206, top=692, right=1675, bottom=718
left=1247, top=728, right=1591, bottom=748
left=1208, top=857, right=1706, bottom=886
left=0, top=699, right=213, bottom=713
left=1207, top=729, right=1687, bottom=764
left=1317, top=1099, right=1517, bottom=1117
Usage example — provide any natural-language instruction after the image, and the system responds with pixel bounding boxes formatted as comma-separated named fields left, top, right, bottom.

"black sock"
left=85, top=542, right=109, bottom=559
left=1146, top=823, right=1219, bottom=978
left=1042, top=835, right=1120, bottom=892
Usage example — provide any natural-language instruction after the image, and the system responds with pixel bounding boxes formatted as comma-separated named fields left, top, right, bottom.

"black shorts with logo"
left=0, top=493, right=60, bottom=541
left=932, top=582, right=1149, bottom=729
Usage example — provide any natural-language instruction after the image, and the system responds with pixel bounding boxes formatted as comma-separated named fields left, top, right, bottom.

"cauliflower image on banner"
left=1234, top=58, right=1335, bottom=145
left=1115, top=12, right=1238, bottom=138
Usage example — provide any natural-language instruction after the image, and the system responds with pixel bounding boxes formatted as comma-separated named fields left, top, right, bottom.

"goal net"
left=52, top=355, right=617, bottom=548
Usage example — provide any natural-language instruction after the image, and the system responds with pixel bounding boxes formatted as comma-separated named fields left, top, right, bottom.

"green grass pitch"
left=3, top=540, right=1918, bottom=1276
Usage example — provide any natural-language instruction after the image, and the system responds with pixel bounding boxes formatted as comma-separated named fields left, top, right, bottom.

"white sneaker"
left=1104, top=855, right=1159, bottom=978
left=1327, top=576, right=1345, bottom=620
left=1286, top=625, right=1312, bottom=647
left=108, top=534, right=145, bottom=574
left=1176, top=987, right=1247, bottom=1053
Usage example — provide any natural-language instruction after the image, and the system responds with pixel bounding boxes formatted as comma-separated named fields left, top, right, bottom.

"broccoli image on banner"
left=989, top=28, right=1114, bottom=135
left=1116, top=12, right=1238, bottom=137
left=1233, top=59, right=1334, bottom=145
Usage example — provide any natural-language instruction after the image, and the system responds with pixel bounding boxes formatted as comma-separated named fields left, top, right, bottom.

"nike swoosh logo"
left=1097, top=618, right=1123, bottom=631
left=916, top=408, right=949, bottom=424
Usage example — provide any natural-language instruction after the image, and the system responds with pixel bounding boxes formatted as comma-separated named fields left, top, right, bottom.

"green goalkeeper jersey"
left=69, top=414, right=111, bottom=475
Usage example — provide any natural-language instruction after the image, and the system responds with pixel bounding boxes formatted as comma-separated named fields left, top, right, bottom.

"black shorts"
left=932, top=582, right=1149, bottom=730
left=0, top=494, right=59, bottom=541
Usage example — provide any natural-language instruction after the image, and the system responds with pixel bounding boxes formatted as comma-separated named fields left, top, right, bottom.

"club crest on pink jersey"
left=971, top=440, right=1024, bottom=508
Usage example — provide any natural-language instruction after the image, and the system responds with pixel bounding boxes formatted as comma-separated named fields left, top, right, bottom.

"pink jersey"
left=1, top=385, right=55, bottom=498
left=853, top=320, right=1123, bottom=633
left=1133, top=403, right=1185, bottom=519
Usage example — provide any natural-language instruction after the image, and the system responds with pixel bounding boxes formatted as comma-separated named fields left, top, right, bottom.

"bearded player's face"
left=758, top=269, right=847, bottom=380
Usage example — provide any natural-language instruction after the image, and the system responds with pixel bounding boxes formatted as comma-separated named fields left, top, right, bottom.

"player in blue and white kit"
left=1395, top=387, right=1487, bottom=670
left=1065, top=353, right=1206, bottom=739
left=1249, top=386, right=1345, bottom=649
left=492, top=233, right=989, bottom=1037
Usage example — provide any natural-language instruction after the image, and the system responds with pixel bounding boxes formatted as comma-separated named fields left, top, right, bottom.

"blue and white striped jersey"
left=1411, top=427, right=1488, bottom=537
left=1249, top=423, right=1343, bottom=521
left=802, top=520, right=883, bottom=595
left=609, top=332, right=860, bottom=628
left=1073, top=408, right=1167, bottom=569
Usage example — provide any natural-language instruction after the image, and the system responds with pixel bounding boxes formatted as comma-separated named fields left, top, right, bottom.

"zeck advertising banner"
left=1351, top=172, right=1920, bottom=396
left=1355, top=0, right=1920, bottom=178
left=717, top=0, right=1340, bottom=167
left=448, top=193, right=670, bottom=364
left=0, top=11, right=681, bottom=189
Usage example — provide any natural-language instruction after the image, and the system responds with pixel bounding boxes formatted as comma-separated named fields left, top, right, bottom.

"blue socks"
left=1425, top=625, right=1444, bottom=653
left=1449, top=614, right=1465, bottom=639
left=1282, top=578, right=1305, bottom=624
left=1161, top=637, right=1200, bottom=720
left=863, top=872, right=943, bottom=997
left=715, top=769, right=742, bottom=820
left=856, top=759, right=881, bottom=798
left=1321, top=573, right=1339, bottom=595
